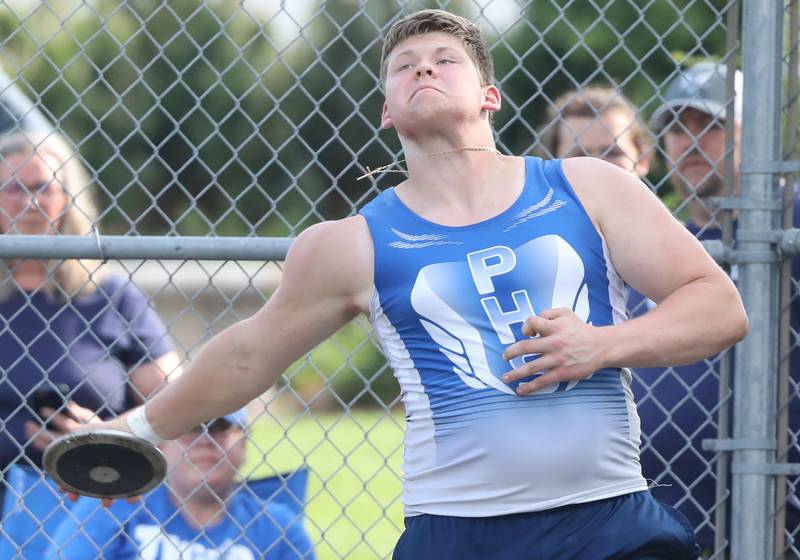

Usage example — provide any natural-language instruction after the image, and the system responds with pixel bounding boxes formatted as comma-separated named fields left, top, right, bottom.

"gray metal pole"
left=0, top=234, right=749, bottom=263
left=0, top=235, right=293, bottom=261
left=732, top=0, right=784, bottom=557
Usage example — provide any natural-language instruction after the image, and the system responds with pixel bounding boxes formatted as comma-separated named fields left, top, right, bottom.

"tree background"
left=0, top=0, right=734, bottom=234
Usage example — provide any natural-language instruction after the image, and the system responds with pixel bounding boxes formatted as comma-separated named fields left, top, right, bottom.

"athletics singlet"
left=359, top=156, right=647, bottom=517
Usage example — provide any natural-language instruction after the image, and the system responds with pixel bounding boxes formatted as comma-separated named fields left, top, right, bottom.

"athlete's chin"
left=396, top=107, right=472, bottom=138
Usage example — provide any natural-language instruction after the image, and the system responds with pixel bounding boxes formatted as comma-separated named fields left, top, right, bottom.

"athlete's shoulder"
left=282, top=216, right=373, bottom=309
left=560, top=156, right=626, bottom=186
left=561, top=157, right=656, bottom=226
left=290, top=215, right=371, bottom=262
left=359, top=186, right=396, bottom=215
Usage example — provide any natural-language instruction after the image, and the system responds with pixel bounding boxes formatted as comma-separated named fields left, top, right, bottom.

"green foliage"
left=0, top=0, right=739, bottom=233
left=283, top=318, right=398, bottom=409
left=3, top=0, right=301, bottom=234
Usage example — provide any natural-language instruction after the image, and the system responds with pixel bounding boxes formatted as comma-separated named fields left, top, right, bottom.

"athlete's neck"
left=396, top=151, right=526, bottom=227
left=403, top=126, right=497, bottom=181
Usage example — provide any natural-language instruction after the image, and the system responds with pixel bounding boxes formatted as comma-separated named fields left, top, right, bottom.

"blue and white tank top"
left=360, top=156, right=647, bottom=517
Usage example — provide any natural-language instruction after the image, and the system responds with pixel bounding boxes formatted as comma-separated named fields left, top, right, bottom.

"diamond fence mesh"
left=0, top=0, right=795, bottom=558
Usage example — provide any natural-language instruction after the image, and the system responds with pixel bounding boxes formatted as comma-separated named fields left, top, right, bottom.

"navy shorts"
left=393, top=491, right=701, bottom=560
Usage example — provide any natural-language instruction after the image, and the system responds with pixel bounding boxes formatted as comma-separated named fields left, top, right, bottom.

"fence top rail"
left=0, top=234, right=746, bottom=264
left=0, top=235, right=294, bottom=261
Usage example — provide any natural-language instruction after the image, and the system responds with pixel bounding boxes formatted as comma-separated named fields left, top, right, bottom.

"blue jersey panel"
left=361, top=156, right=645, bottom=517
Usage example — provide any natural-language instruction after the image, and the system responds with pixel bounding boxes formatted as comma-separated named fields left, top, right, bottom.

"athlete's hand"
left=38, top=414, right=138, bottom=507
left=25, top=401, right=98, bottom=452
left=501, top=308, right=607, bottom=395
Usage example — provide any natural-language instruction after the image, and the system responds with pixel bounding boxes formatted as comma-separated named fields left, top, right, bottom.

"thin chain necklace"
left=356, top=145, right=501, bottom=181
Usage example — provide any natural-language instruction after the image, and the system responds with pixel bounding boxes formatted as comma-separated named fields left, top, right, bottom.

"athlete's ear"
left=381, top=102, right=394, bottom=130
left=481, top=85, right=501, bottom=114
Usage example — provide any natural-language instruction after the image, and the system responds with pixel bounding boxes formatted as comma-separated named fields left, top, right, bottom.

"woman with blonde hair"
left=0, top=131, right=103, bottom=296
left=0, top=132, right=180, bottom=559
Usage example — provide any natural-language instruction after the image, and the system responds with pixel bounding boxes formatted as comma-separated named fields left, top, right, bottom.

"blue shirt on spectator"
left=630, top=191, right=800, bottom=547
left=0, top=273, right=173, bottom=469
left=46, top=483, right=315, bottom=560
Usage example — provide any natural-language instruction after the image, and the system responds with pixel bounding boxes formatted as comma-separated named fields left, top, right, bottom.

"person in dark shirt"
left=631, top=61, right=800, bottom=550
left=0, top=131, right=181, bottom=558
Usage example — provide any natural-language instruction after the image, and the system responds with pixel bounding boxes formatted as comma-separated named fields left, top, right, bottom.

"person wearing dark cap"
left=650, top=61, right=743, bottom=232
left=46, top=410, right=315, bottom=559
left=631, top=61, right=800, bottom=552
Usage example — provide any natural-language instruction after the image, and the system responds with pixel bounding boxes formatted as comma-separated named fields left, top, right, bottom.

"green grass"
left=241, top=410, right=406, bottom=560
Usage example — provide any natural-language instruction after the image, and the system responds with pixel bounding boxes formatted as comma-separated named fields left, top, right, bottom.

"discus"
left=43, top=429, right=167, bottom=499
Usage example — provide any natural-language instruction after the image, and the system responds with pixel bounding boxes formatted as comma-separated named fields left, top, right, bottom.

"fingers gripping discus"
left=43, top=430, right=166, bottom=499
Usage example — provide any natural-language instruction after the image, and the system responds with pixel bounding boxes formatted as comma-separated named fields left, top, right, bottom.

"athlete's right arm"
left=109, top=216, right=374, bottom=440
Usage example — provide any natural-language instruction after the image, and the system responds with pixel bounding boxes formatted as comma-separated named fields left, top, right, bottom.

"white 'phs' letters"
left=467, top=246, right=535, bottom=369
left=467, top=246, right=516, bottom=295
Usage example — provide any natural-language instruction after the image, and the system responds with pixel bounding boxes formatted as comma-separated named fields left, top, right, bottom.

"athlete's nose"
left=415, top=63, right=434, bottom=78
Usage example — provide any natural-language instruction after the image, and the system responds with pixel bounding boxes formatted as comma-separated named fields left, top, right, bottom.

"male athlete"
left=81, top=10, right=747, bottom=559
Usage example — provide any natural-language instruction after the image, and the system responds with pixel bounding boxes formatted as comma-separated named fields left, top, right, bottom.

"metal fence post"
left=732, top=0, right=785, bottom=557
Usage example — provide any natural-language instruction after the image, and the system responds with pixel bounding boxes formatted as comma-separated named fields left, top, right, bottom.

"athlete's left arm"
left=503, top=157, right=748, bottom=395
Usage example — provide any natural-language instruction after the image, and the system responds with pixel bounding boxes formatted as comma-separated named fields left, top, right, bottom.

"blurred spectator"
left=540, top=85, right=652, bottom=177
left=0, top=132, right=180, bottom=557
left=541, top=71, right=799, bottom=551
left=48, top=410, right=315, bottom=559
left=631, top=61, right=800, bottom=549
left=649, top=62, right=742, bottom=232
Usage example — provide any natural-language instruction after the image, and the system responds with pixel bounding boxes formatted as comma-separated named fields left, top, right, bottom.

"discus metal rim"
left=43, top=429, right=167, bottom=499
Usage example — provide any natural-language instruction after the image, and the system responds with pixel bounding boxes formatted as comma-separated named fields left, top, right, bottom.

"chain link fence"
left=0, top=0, right=796, bottom=558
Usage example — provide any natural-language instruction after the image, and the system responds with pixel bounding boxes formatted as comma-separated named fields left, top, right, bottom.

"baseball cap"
left=204, top=408, right=248, bottom=430
left=650, top=61, right=743, bottom=131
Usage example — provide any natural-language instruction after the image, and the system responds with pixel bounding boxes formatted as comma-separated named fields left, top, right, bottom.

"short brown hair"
left=541, top=86, right=653, bottom=158
left=380, top=9, right=494, bottom=87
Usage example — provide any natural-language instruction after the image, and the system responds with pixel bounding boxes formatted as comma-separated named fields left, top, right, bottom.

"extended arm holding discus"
left=47, top=217, right=374, bottom=500
left=50, top=156, right=747, bottom=501
left=502, top=157, right=748, bottom=395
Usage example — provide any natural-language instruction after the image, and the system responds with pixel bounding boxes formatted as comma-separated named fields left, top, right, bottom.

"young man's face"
left=662, top=107, right=741, bottom=200
left=381, top=31, right=499, bottom=137
left=554, top=110, right=650, bottom=178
